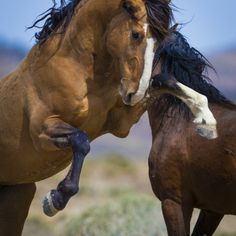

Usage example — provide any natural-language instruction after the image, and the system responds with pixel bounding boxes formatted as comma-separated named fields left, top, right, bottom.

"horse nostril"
left=124, top=92, right=135, bottom=104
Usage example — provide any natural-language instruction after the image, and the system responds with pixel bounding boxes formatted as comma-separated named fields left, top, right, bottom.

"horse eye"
left=131, top=32, right=141, bottom=41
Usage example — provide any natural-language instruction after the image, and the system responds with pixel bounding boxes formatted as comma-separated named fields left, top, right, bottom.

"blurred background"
left=0, top=0, right=235, bottom=235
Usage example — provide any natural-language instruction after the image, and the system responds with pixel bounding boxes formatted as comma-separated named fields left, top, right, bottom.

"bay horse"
left=148, top=31, right=236, bottom=236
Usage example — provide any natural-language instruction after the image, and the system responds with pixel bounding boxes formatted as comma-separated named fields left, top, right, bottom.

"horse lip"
left=119, top=79, right=145, bottom=106
left=132, top=94, right=143, bottom=104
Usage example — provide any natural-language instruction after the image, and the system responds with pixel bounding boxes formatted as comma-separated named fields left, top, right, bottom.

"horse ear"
left=122, top=0, right=146, bottom=20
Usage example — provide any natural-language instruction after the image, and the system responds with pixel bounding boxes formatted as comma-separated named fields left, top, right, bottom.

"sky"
left=0, top=0, right=236, bottom=54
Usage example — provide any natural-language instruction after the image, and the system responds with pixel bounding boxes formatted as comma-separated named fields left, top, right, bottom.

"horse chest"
left=78, top=94, right=118, bottom=139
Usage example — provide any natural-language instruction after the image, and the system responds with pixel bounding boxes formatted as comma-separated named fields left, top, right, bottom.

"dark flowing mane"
left=145, top=0, right=173, bottom=42
left=28, top=0, right=82, bottom=44
left=152, top=31, right=235, bottom=118
left=29, top=0, right=173, bottom=44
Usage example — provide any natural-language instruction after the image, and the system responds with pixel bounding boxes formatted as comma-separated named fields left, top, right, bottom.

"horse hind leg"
left=0, top=183, right=36, bottom=236
left=191, top=210, right=223, bottom=236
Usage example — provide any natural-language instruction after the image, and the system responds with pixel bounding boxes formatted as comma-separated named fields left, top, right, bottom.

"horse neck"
left=147, top=99, right=191, bottom=138
left=26, top=0, right=121, bottom=84
left=148, top=99, right=236, bottom=138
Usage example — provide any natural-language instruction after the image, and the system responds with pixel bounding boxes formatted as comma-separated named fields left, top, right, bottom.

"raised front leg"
left=43, top=129, right=90, bottom=217
left=151, top=74, right=217, bottom=139
left=31, top=117, right=91, bottom=217
left=174, top=82, right=217, bottom=139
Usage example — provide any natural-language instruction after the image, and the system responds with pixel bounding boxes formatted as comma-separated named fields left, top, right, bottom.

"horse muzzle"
left=119, top=87, right=145, bottom=106
left=119, top=79, right=146, bottom=106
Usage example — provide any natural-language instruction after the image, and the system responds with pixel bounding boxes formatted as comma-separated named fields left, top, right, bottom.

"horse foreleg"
left=0, top=183, right=36, bottom=236
left=162, top=199, right=193, bottom=236
left=192, top=210, right=223, bottom=236
left=151, top=75, right=217, bottom=139
left=31, top=117, right=90, bottom=217
left=42, top=128, right=90, bottom=217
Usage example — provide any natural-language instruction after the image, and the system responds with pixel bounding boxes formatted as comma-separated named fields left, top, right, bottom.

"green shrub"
left=62, top=193, right=166, bottom=236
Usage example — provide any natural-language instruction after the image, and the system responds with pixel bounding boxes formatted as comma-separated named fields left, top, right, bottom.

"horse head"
left=105, top=0, right=171, bottom=106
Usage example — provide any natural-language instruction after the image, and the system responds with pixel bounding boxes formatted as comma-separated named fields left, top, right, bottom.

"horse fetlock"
left=193, top=102, right=217, bottom=125
left=58, top=180, right=79, bottom=196
left=193, top=112, right=216, bottom=126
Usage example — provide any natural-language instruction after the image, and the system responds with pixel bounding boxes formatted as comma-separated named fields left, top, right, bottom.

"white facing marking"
left=131, top=24, right=156, bottom=106
left=143, top=23, right=148, bottom=35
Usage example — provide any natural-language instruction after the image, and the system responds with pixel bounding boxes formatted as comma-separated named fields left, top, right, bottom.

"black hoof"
left=42, top=191, right=59, bottom=217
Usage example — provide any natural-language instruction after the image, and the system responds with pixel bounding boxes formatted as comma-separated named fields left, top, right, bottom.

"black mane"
left=28, top=0, right=82, bottom=44
left=145, top=0, right=173, bottom=42
left=152, top=31, right=235, bottom=118
left=29, top=0, right=173, bottom=44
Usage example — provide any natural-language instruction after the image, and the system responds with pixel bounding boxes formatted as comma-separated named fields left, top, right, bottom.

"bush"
left=62, top=193, right=166, bottom=236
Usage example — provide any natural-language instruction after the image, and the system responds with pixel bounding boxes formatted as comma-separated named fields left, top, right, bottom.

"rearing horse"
left=0, top=0, right=172, bottom=235
left=0, top=0, right=217, bottom=235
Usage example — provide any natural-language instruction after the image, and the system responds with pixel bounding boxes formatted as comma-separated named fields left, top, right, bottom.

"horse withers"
left=0, top=0, right=173, bottom=235
left=148, top=31, right=236, bottom=236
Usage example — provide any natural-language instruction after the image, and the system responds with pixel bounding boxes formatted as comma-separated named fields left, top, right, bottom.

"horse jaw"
left=176, top=82, right=218, bottom=139
left=130, top=24, right=156, bottom=106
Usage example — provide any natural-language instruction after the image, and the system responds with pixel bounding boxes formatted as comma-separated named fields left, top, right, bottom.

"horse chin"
left=119, top=83, right=145, bottom=106
left=130, top=93, right=144, bottom=106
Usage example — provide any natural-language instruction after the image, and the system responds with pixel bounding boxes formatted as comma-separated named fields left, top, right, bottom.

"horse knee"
left=69, top=131, right=90, bottom=156
left=31, top=117, right=77, bottom=152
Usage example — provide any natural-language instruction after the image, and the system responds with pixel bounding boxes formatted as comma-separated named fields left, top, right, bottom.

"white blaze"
left=131, top=24, right=156, bottom=106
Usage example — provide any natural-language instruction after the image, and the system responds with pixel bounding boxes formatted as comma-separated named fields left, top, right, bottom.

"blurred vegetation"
left=216, top=233, right=236, bottom=236
left=23, top=214, right=54, bottom=236
left=61, top=193, right=166, bottom=236
left=23, top=154, right=236, bottom=236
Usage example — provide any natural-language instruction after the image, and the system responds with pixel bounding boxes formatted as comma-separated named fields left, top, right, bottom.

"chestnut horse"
left=149, top=31, right=236, bottom=236
left=0, top=0, right=218, bottom=234
left=0, top=0, right=174, bottom=234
